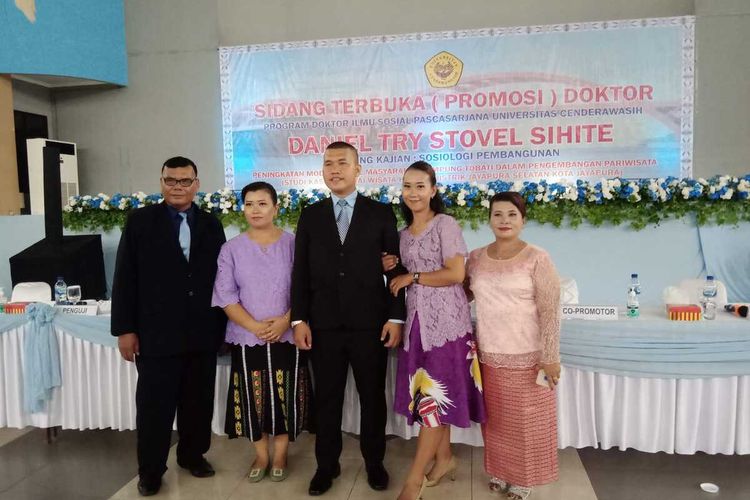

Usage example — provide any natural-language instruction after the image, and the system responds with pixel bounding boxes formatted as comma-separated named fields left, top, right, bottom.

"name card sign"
left=55, top=304, right=98, bottom=316
left=562, top=305, right=619, bottom=321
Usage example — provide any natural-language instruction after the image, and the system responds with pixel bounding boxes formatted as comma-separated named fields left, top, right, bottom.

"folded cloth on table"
left=23, top=303, right=61, bottom=413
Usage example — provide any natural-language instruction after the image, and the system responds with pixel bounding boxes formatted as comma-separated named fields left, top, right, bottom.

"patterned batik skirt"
left=481, top=364, right=558, bottom=487
left=225, top=341, right=313, bottom=441
left=394, top=312, right=486, bottom=428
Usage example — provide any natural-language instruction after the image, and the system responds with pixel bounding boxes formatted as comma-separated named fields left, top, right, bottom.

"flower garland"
left=62, top=174, right=750, bottom=232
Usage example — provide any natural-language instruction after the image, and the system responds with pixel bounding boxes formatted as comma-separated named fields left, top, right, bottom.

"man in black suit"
left=291, top=141, right=406, bottom=496
left=111, top=156, right=226, bottom=497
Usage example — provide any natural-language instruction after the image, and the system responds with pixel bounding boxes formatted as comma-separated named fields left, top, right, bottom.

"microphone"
left=724, top=304, right=749, bottom=318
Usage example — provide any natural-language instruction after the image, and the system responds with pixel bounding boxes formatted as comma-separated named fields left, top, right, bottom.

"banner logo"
left=425, top=51, right=463, bottom=88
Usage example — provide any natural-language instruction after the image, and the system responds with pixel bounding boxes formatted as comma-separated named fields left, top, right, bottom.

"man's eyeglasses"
left=162, top=177, right=197, bottom=187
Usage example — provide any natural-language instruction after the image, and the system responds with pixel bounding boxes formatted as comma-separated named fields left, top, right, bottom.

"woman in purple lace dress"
left=389, top=162, right=485, bottom=500
left=212, top=182, right=313, bottom=483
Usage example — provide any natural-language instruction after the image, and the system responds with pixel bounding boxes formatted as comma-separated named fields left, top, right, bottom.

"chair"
left=10, top=282, right=52, bottom=302
left=560, top=277, right=579, bottom=305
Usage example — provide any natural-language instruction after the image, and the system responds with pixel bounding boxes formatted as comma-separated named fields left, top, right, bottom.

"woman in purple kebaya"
left=212, top=182, right=313, bottom=483
left=387, top=162, right=486, bottom=500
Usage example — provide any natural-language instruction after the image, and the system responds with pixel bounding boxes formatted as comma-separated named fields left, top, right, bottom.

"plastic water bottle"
left=702, top=275, right=717, bottom=320
left=54, top=276, right=68, bottom=304
left=626, top=273, right=641, bottom=318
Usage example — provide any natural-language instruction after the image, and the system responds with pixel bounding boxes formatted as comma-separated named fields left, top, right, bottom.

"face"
left=402, top=168, right=436, bottom=214
left=161, top=166, right=199, bottom=211
left=323, top=148, right=360, bottom=197
left=490, top=200, right=525, bottom=240
left=243, top=189, right=278, bottom=230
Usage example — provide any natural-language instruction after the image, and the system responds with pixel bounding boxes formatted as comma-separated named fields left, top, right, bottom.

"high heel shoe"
left=425, top=456, right=457, bottom=487
left=417, top=475, right=427, bottom=499
left=399, top=476, right=427, bottom=500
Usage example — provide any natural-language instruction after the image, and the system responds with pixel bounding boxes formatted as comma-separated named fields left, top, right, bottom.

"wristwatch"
left=412, top=272, right=421, bottom=284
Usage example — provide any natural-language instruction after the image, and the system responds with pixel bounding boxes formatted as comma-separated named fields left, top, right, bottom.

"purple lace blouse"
left=400, top=214, right=473, bottom=351
left=211, top=231, right=295, bottom=347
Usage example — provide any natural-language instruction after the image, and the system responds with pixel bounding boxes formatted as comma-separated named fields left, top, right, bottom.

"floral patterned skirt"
left=394, top=312, right=486, bottom=428
left=225, top=342, right=313, bottom=442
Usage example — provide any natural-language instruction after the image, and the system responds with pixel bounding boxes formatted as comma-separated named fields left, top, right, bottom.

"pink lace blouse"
left=400, top=214, right=473, bottom=352
left=467, top=244, right=561, bottom=368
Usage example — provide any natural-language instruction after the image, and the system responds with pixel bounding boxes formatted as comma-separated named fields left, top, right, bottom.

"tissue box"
left=2, top=302, right=30, bottom=314
left=666, top=304, right=702, bottom=321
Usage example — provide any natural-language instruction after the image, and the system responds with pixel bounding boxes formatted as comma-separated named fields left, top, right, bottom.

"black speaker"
left=43, top=145, right=63, bottom=243
left=8, top=146, right=108, bottom=300
left=9, top=235, right=107, bottom=300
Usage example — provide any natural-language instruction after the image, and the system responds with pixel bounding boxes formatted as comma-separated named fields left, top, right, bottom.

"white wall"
left=48, top=0, right=750, bottom=194
left=54, top=0, right=222, bottom=195
left=217, top=0, right=693, bottom=45
left=694, top=0, right=750, bottom=176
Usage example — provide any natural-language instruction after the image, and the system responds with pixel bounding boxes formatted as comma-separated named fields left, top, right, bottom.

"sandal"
left=507, top=484, right=532, bottom=500
left=489, top=477, right=509, bottom=494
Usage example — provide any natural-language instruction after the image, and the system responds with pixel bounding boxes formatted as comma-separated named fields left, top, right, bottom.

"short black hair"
left=325, top=141, right=359, bottom=164
left=241, top=181, right=278, bottom=205
left=400, top=161, right=445, bottom=226
left=162, top=156, right=198, bottom=176
left=489, top=191, right=527, bottom=218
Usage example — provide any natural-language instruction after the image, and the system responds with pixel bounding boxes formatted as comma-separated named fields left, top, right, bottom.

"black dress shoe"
left=178, top=457, right=215, bottom=478
left=308, top=463, right=341, bottom=496
left=366, top=463, right=389, bottom=491
left=137, top=477, right=161, bottom=496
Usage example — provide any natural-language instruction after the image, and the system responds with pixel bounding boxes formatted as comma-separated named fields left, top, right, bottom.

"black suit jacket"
left=291, top=194, right=406, bottom=331
left=111, top=202, right=227, bottom=356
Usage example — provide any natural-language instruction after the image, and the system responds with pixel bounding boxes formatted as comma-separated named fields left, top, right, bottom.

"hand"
left=118, top=333, right=139, bottom=362
left=462, top=276, right=474, bottom=302
left=249, top=319, right=271, bottom=337
left=293, top=322, right=312, bottom=350
left=381, top=252, right=399, bottom=272
left=260, top=316, right=289, bottom=343
left=537, top=361, right=561, bottom=389
left=381, top=321, right=402, bottom=348
left=389, top=273, right=413, bottom=297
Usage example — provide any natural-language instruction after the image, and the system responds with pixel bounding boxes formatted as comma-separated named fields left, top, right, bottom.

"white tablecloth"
left=2, top=325, right=749, bottom=453
left=557, top=365, right=750, bottom=454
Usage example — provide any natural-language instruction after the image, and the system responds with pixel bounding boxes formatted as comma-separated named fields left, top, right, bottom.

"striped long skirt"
left=225, top=342, right=313, bottom=441
left=481, top=364, right=558, bottom=487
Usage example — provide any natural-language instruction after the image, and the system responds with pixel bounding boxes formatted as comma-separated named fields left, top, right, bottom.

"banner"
left=219, top=17, right=694, bottom=189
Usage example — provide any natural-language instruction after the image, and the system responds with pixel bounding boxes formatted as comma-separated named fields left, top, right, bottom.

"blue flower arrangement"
left=63, top=174, right=750, bottom=231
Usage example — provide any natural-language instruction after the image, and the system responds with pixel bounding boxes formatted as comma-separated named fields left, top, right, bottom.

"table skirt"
left=2, top=326, right=748, bottom=453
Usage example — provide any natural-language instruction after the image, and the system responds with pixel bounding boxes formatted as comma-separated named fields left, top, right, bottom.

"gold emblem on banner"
left=424, top=51, right=463, bottom=88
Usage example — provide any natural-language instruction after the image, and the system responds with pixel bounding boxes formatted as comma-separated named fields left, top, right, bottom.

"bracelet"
left=412, top=272, right=420, bottom=284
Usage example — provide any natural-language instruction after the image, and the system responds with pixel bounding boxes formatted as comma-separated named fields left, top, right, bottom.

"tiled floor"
left=578, top=447, right=750, bottom=500
left=0, top=427, right=140, bottom=500
left=2, top=426, right=749, bottom=499
left=108, top=432, right=596, bottom=500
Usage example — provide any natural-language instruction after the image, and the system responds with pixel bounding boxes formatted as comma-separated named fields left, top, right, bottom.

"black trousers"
left=310, top=328, right=388, bottom=471
left=135, top=351, right=217, bottom=479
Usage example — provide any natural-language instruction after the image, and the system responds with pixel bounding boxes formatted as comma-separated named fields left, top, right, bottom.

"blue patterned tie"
left=336, top=199, right=349, bottom=244
left=178, top=212, right=191, bottom=260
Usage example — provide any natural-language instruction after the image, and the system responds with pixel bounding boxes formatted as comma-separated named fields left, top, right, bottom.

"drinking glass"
left=67, top=285, right=82, bottom=305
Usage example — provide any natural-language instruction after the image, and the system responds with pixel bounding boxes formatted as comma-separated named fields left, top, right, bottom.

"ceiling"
left=11, top=73, right=118, bottom=89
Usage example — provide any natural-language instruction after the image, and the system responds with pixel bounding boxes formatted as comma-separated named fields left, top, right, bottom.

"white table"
left=1, top=320, right=749, bottom=453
